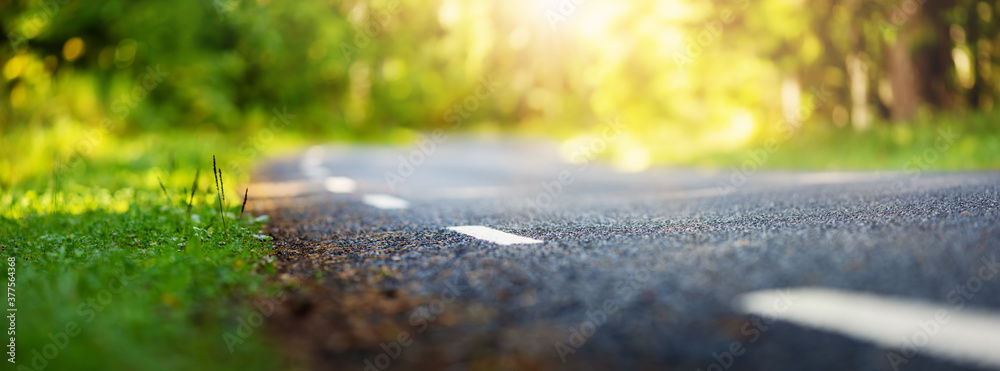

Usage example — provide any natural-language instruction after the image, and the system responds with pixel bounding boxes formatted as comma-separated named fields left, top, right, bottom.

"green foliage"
left=1, top=0, right=998, bottom=183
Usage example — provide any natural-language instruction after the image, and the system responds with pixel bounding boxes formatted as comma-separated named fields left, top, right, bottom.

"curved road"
left=250, top=138, right=1000, bottom=371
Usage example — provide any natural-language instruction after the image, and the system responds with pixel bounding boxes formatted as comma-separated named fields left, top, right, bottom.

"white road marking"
left=300, top=146, right=330, bottom=179
left=304, top=145, right=326, bottom=158
left=446, top=226, right=542, bottom=245
left=323, top=177, right=357, bottom=193
left=737, top=288, right=1000, bottom=369
left=300, top=158, right=330, bottom=179
left=362, top=194, right=410, bottom=210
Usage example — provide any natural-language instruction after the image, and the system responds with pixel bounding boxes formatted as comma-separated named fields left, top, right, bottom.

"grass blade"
left=186, top=168, right=199, bottom=218
left=239, top=188, right=249, bottom=221
left=213, top=156, right=226, bottom=229
left=218, top=168, right=226, bottom=204
left=157, top=176, right=169, bottom=199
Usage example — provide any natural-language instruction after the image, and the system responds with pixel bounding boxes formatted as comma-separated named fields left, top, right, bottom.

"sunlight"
left=612, top=135, right=651, bottom=173
left=953, top=47, right=974, bottom=89
left=654, top=0, right=695, bottom=20
left=438, top=0, right=461, bottom=29
left=517, top=0, right=626, bottom=41
left=727, top=110, right=757, bottom=146
left=575, top=3, right=618, bottom=39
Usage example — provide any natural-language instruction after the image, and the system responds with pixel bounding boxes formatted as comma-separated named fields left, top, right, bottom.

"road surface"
left=250, top=138, right=1000, bottom=371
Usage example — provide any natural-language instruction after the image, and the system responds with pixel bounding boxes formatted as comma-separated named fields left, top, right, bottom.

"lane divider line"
left=446, top=226, right=543, bottom=245
left=737, top=287, right=1000, bottom=369
left=323, top=177, right=357, bottom=193
left=362, top=194, right=410, bottom=210
left=303, top=166, right=331, bottom=179
left=300, top=146, right=330, bottom=179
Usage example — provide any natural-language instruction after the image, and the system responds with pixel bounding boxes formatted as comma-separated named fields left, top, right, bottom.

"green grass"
left=1, top=134, right=292, bottom=370
left=690, top=112, right=1000, bottom=170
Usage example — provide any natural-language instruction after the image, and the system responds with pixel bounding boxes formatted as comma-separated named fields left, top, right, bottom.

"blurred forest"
left=2, top=0, right=999, bottom=185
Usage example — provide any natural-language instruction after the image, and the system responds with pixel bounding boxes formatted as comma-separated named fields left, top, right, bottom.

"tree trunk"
left=914, top=1, right=959, bottom=110
left=966, top=3, right=985, bottom=108
left=888, top=31, right=919, bottom=122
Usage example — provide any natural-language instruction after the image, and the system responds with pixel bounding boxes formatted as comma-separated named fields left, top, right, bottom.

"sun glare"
left=728, top=110, right=757, bottom=145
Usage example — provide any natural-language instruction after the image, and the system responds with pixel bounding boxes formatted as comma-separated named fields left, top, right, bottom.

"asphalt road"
left=251, top=138, right=1000, bottom=371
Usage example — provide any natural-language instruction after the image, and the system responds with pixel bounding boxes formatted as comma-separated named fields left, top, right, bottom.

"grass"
left=0, top=133, right=293, bottom=370
left=684, top=112, right=1000, bottom=170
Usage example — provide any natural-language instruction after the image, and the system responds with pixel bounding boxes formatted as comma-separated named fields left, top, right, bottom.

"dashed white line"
left=300, top=146, right=330, bottom=179
left=446, top=226, right=542, bottom=245
left=323, top=177, right=357, bottom=193
left=737, top=287, right=1000, bottom=369
left=300, top=160, right=330, bottom=179
left=362, top=194, right=410, bottom=210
